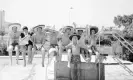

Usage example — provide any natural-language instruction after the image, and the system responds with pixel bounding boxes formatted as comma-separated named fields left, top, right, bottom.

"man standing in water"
left=66, top=32, right=89, bottom=80
left=31, top=25, right=46, bottom=67
left=7, top=23, right=21, bottom=65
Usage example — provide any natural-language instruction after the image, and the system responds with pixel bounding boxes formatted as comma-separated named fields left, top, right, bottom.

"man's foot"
left=16, top=62, right=19, bottom=65
left=27, top=62, right=32, bottom=65
left=24, top=63, right=26, bottom=67
left=42, top=63, right=44, bottom=67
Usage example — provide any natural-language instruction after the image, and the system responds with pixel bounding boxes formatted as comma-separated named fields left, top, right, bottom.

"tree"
left=113, top=14, right=133, bottom=37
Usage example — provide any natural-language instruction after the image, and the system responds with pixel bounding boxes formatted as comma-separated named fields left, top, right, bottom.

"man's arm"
left=65, top=43, right=72, bottom=49
left=79, top=43, right=88, bottom=50
left=65, top=43, right=72, bottom=68
left=7, top=33, right=11, bottom=47
left=42, top=35, right=47, bottom=44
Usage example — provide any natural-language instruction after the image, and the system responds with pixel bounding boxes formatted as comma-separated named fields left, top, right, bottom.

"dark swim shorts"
left=71, top=55, right=81, bottom=64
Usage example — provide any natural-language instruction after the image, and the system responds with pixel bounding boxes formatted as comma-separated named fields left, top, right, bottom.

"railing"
left=113, top=56, right=133, bottom=76
left=113, top=32, right=133, bottom=54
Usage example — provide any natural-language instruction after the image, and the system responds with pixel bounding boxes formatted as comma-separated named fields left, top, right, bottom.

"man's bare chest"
left=71, top=45, right=80, bottom=55
left=10, top=33, right=20, bottom=39
left=34, top=35, right=44, bottom=40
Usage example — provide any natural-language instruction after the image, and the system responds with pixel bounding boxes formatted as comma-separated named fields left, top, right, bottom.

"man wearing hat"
left=57, top=26, right=72, bottom=62
left=88, top=26, right=99, bottom=63
left=31, top=25, right=46, bottom=67
left=7, top=23, right=21, bottom=65
left=65, top=32, right=89, bottom=80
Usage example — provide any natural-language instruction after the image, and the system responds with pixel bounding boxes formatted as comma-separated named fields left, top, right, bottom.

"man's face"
left=78, top=30, right=83, bottom=35
left=65, top=28, right=71, bottom=34
left=37, top=27, right=42, bottom=32
left=91, top=30, right=96, bottom=35
left=72, top=36, right=78, bottom=44
left=12, top=26, right=17, bottom=32
left=23, top=29, right=28, bottom=33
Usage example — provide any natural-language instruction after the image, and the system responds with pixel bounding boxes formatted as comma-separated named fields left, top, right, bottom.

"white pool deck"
left=0, top=55, right=133, bottom=80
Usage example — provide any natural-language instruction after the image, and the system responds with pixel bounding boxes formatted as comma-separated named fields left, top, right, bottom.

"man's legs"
left=70, top=64, right=75, bottom=80
left=15, top=45, right=19, bottom=65
left=7, top=45, right=13, bottom=65
left=21, top=45, right=27, bottom=67
left=41, top=47, right=45, bottom=67
left=58, top=45, right=64, bottom=62
left=28, top=45, right=32, bottom=64
left=95, top=51, right=100, bottom=63
left=77, top=63, right=81, bottom=80
left=31, top=46, right=36, bottom=64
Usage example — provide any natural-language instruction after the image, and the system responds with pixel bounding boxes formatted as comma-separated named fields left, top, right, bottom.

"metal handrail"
left=113, top=56, right=133, bottom=76
left=113, top=34, right=133, bottom=54
left=115, top=32, right=133, bottom=51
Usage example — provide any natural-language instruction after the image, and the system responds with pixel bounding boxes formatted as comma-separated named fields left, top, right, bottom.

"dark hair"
left=23, top=26, right=28, bottom=30
left=65, top=28, right=71, bottom=32
left=90, top=29, right=96, bottom=35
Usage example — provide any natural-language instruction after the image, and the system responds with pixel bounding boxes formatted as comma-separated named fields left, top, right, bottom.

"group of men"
left=6, top=23, right=99, bottom=80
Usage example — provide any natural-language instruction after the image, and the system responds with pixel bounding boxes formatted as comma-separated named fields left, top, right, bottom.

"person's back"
left=78, top=32, right=87, bottom=47
left=61, top=34, right=70, bottom=46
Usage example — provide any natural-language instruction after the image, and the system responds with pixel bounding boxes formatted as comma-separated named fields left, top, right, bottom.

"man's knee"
left=28, top=45, right=32, bottom=50
left=49, top=48, right=57, bottom=54
left=14, top=46, right=19, bottom=51
left=32, top=48, right=36, bottom=52
left=88, top=49, right=92, bottom=53
left=41, top=47, right=45, bottom=52
left=67, top=49, right=71, bottom=53
left=7, top=45, right=13, bottom=51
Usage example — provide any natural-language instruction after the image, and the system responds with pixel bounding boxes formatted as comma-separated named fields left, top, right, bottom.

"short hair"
left=65, top=27, right=71, bottom=32
left=23, top=26, right=28, bottom=30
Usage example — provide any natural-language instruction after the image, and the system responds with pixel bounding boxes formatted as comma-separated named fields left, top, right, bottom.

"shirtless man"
left=88, top=27, right=100, bottom=63
left=7, top=23, right=21, bottom=65
left=31, top=25, right=46, bottom=67
left=58, top=27, right=72, bottom=62
left=65, top=32, right=88, bottom=80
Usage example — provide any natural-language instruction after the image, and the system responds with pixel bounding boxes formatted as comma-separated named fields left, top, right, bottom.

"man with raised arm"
left=7, top=23, right=21, bottom=65
left=87, top=27, right=99, bottom=63
left=31, top=25, right=46, bottom=67
left=66, top=32, right=89, bottom=80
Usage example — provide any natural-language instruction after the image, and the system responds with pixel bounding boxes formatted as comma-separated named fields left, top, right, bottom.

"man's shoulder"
left=57, top=33, right=63, bottom=38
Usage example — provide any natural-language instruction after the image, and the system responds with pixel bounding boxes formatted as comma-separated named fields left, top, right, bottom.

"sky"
left=0, top=0, right=133, bottom=30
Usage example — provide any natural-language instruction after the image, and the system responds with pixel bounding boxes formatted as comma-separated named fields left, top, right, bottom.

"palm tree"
left=0, top=30, right=6, bottom=55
